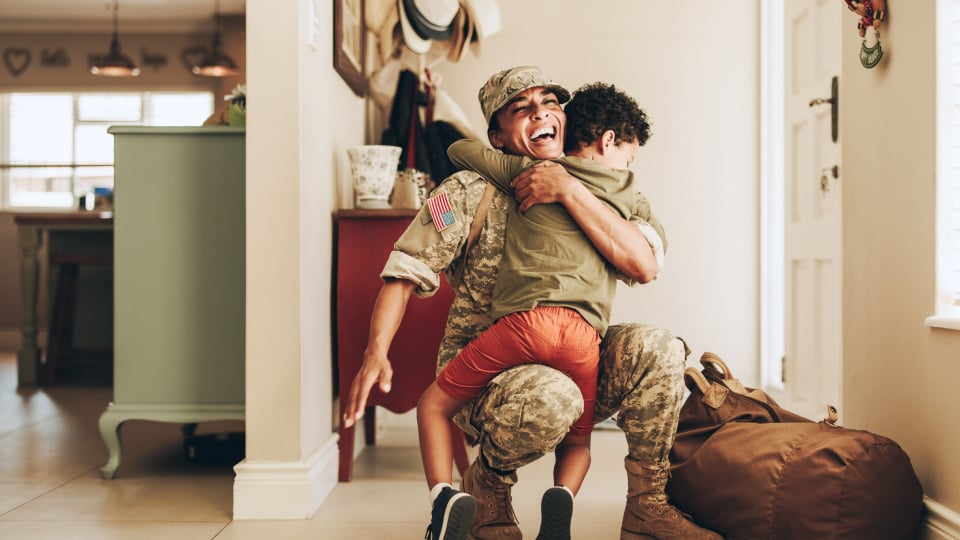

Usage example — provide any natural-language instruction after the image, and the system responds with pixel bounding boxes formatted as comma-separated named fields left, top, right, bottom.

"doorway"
left=762, top=0, right=843, bottom=420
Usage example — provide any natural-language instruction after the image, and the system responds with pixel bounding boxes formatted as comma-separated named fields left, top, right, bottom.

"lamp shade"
left=193, top=0, right=238, bottom=78
left=192, top=33, right=238, bottom=77
left=91, top=2, right=139, bottom=77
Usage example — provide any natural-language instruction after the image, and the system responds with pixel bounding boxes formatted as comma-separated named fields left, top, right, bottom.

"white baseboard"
left=232, top=433, right=339, bottom=520
left=925, top=497, right=960, bottom=539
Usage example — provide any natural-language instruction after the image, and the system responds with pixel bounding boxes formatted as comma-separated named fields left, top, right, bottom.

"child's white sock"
left=429, top=482, right=453, bottom=504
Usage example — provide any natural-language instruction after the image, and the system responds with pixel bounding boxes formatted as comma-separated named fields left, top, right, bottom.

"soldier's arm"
left=343, top=173, right=487, bottom=426
left=342, top=278, right=415, bottom=427
left=511, top=161, right=659, bottom=283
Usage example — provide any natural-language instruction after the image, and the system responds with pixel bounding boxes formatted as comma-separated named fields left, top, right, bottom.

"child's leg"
left=418, top=381, right=468, bottom=488
left=539, top=432, right=589, bottom=540
left=553, top=432, right=592, bottom=494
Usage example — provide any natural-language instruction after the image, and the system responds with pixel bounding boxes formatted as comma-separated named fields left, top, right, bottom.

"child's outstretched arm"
left=447, top=139, right=536, bottom=194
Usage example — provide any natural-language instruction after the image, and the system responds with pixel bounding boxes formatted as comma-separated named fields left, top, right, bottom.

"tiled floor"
left=0, top=352, right=629, bottom=539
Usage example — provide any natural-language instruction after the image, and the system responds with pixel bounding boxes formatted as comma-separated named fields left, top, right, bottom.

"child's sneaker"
left=536, top=486, right=574, bottom=540
left=424, top=486, right=477, bottom=540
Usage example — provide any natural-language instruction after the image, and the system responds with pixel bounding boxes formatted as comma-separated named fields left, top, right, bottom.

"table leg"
left=16, top=226, right=42, bottom=388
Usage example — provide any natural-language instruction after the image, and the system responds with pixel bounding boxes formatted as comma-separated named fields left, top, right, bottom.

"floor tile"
left=0, top=351, right=638, bottom=538
left=0, top=482, right=61, bottom=515
left=1, top=476, right=234, bottom=522
left=0, top=520, right=228, bottom=540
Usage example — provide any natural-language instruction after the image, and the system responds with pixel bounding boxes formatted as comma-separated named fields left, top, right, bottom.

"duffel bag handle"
left=697, top=352, right=772, bottom=405
left=700, top=352, right=733, bottom=380
left=684, top=367, right=712, bottom=394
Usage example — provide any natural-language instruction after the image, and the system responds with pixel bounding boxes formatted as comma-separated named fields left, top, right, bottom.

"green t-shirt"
left=447, top=139, right=639, bottom=336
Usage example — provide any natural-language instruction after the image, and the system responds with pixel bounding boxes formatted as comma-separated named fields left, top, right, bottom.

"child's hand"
left=511, top=161, right=581, bottom=212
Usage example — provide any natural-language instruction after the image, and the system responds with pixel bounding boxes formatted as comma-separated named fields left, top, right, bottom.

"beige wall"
left=235, top=0, right=763, bottom=518
left=433, top=1, right=763, bottom=382
left=841, top=3, right=960, bottom=516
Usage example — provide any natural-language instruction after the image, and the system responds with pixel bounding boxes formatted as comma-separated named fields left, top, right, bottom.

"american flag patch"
left=426, top=192, right=456, bottom=232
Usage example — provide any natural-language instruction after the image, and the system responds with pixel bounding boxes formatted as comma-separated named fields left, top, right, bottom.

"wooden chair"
left=41, top=252, right=113, bottom=386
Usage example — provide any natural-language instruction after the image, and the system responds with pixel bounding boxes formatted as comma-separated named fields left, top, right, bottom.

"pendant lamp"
left=91, top=1, right=140, bottom=77
left=193, top=0, right=239, bottom=77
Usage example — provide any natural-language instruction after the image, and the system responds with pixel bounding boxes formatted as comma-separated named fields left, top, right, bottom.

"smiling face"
left=488, top=87, right=566, bottom=160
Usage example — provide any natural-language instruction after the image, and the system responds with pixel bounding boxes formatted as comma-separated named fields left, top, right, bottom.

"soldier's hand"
left=343, top=351, right=394, bottom=428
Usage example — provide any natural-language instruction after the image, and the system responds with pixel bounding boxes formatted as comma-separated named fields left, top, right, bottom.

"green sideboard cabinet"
left=99, top=126, right=246, bottom=479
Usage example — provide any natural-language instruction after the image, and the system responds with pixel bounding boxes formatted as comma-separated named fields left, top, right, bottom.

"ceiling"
left=1, top=0, right=246, bottom=32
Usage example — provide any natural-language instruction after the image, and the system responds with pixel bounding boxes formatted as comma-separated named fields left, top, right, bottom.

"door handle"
left=820, top=165, right=839, bottom=195
left=808, top=75, right=839, bottom=143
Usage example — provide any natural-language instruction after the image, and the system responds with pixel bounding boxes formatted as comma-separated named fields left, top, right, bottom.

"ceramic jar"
left=392, top=168, right=431, bottom=209
left=347, top=145, right=402, bottom=209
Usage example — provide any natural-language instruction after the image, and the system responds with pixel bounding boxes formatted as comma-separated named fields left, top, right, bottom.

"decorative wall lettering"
left=180, top=45, right=208, bottom=72
left=141, top=48, right=167, bottom=71
left=40, top=48, right=70, bottom=68
left=3, top=47, right=32, bottom=77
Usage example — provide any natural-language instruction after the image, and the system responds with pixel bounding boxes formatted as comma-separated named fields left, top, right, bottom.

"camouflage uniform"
left=381, top=169, right=688, bottom=471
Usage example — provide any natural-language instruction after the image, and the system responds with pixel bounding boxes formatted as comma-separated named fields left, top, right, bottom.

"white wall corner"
left=232, top=434, right=339, bottom=520
left=924, top=497, right=960, bottom=540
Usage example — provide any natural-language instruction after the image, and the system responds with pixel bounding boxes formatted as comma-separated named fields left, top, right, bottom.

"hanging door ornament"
left=843, top=0, right=886, bottom=69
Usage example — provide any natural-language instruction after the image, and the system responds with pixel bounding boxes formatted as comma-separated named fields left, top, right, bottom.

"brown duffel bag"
left=667, top=352, right=924, bottom=540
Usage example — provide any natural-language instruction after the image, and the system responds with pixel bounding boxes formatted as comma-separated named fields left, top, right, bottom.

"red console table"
left=334, top=209, right=468, bottom=481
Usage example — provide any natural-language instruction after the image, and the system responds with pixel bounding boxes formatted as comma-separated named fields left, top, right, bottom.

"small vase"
left=347, top=145, right=402, bottom=209
left=392, top=169, right=431, bottom=209
left=228, top=103, right=246, bottom=126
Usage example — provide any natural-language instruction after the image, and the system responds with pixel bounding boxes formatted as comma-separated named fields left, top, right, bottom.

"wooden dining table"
left=13, top=211, right=114, bottom=387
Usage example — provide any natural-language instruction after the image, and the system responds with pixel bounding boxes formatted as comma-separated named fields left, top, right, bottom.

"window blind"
left=1, top=91, right=213, bottom=210
left=936, top=0, right=960, bottom=317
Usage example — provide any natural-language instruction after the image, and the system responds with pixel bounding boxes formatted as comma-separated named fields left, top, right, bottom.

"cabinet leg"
left=363, top=406, right=376, bottom=445
left=338, top=423, right=355, bottom=482
left=98, top=412, right=125, bottom=479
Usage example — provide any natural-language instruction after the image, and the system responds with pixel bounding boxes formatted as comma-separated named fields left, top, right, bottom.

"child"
left=418, top=82, right=664, bottom=540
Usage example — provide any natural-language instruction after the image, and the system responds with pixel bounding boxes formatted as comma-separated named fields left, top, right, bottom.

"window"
left=0, top=91, right=214, bottom=210
left=928, top=0, right=960, bottom=329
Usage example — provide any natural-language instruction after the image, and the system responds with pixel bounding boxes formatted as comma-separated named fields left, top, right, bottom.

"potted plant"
left=225, top=84, right=246, bottom=126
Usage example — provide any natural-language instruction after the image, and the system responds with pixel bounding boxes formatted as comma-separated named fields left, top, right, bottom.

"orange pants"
left=436, top=306, right=600, bottom=436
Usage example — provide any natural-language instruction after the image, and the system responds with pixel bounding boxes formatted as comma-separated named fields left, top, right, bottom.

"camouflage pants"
left=453, top=323, right=688, bottom=471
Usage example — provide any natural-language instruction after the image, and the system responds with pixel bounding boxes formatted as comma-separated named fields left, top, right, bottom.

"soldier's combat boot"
left=460, top=456, right=521, bottom=540
left=621, top=457, right=722, bottom=540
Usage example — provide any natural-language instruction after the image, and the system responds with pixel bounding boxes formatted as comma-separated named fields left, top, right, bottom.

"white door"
left=781, top=0, right=843, bottom=420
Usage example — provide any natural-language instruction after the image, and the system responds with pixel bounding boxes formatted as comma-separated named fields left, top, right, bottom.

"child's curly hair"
left=563, top=82, right=652, bottom=153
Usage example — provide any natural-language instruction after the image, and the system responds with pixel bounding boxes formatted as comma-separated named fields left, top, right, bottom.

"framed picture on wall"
left=334, top=0, right=366, bottom=97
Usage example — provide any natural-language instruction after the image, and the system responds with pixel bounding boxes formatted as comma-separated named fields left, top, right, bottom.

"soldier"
left=343, top=66, right=720, bottom=540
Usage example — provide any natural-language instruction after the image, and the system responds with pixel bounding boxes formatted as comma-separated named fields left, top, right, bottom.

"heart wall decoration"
left=3, top=47, right=32, bottom=77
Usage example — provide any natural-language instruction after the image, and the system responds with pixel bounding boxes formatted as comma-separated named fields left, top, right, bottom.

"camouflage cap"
left=478, top=65, right=571, bottom=125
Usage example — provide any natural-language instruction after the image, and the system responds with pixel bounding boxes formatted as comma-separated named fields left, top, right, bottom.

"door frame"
left=760, top=0, right=786, bottom=394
